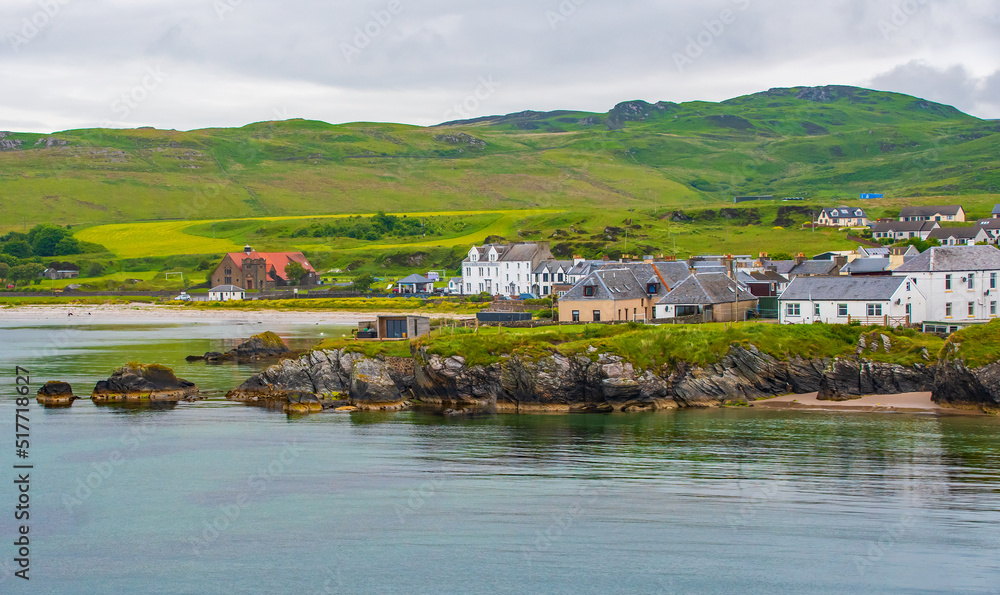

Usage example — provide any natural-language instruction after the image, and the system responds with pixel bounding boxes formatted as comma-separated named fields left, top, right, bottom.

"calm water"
left=1, top=318, right=999, bottom=594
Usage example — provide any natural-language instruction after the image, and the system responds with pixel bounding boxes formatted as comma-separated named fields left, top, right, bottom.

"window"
left=478, top=267, right=483, bottom=276
left=906, top=280, right=911, bottom=291
left=466, top=283, right=472, bottom=292
left=837, top=303, right=848, bottom=317
left=867, top=303, right=882, bottom=316
left=558, top=273, right=564, bottom=282
left=572, top=310, right=580, bottom=322
left=945, top=302, right=952, bottom=317
left=583, top=286, right=595, bottom=297
left=992, top=301, right=997, bottom=316
left=945, top=274, right=952, bottom=290
left=814, top=303, right=821, bottom=316
left=992, top=273, right=997, bottom=289
left=593, top=311, right=601, bottom=322
left=225, top=267, right=232, bottom=275
left=543, top=286, right=550, bottom=296
left=786, top=303, right=801, bottom=317
left=465, top=267, right=471, bottom=276
left=968, top=273, right=975, bottom=290
left=969, top=302, right=975, bottom=317
left=906, top=303, right=911, bottom=316
left=224, top=276, right=232, bottom=284
left=647, top=283, right=658, bottom=294
left=543, top=273, right=549, bottom=282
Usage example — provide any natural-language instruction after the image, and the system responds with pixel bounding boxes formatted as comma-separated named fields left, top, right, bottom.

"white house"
left=531, top=260, right=574, bottom=296
left=817, top=206, right=869, bottom=227
left=893, top=245, right=1000, bottom=324
left=778, top=276, right=925, bottom=326
left=208, top=285, right=245, bottom=301
left=871, top=220, right=939, bottom=241
left=446, top=277, right=464, bottom=295
left=462, top=242, right=555, bottom=296
left=927, top=226, right=990, bottom=246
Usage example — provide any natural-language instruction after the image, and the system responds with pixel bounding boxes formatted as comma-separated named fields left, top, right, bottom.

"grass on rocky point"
left=942, top=320, right=1000, bottom=368
left=409, top=322, right=947, bottom=369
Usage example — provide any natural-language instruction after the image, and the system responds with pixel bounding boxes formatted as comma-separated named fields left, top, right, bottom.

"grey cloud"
left=0, top=0, right=997, bottom=132
left=870, top=60, right=1000, bottom=118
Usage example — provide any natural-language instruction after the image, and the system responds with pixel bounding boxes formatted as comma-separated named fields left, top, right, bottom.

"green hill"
left=1, top=85, right=997, bottom=229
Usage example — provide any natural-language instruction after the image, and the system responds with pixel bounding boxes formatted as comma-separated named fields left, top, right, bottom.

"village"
left=173, top=201, right=1000, bottom=337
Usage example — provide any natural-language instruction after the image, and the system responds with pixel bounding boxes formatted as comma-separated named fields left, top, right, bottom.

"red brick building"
left=210, top=246, right=317, bottom=291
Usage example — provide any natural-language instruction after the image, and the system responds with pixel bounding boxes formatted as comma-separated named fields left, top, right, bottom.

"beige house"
left=817, top=206, right=869, bottom=227
left=558, top=267, right=661, bottom=323
left=898, top=205, right=965, bottom=222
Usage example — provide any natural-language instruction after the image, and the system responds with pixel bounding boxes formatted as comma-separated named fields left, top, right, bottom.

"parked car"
left=174, top=292, right=192, bottom=301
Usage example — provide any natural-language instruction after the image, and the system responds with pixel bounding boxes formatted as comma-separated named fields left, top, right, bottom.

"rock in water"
left=37, top=381, right=76, bottom=406
left=92, top=363, right=198, bottom=403
left=188, top=331, right=290, bottom=362
left=232, top=331, right=290, bottom=359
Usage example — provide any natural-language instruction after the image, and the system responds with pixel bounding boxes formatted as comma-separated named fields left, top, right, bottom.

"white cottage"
left=893, top=245, right=1000, bottom=323
left=208, top=285, right=245, bottom=301
left=462, top=242, right=554, bottom=296
left=778, top=276, right=925, bottom=326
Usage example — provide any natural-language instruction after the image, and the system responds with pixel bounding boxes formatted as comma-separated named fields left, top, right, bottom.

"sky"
left=0, top=0, right=998, bottom=133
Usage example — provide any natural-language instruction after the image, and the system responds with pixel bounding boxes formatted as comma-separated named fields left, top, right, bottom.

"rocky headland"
left=225, top=337, right=997, bottom=415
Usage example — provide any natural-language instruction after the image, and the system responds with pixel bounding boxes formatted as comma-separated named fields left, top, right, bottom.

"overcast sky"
left=1, top=0, right=997, bottom=133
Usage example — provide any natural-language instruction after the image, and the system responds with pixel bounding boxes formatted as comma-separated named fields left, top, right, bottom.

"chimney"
left=644, top=255, right=654, bottom=264
left=794, top=252, right=806, bottom=266
left=833, top=255, right=848, bottom=270
left=573, top=254, right=584, bottom=265
left=602, top=255, right=610, bottom=261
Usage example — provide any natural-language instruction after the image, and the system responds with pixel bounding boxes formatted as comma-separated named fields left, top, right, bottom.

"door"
left=385, top=319, right=407, bottom=339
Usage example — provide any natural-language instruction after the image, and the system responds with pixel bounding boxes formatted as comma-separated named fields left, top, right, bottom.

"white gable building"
left=778, top=276, right=925, bottom=326
left=893, top=245, right=1000, bottom=324
left=462, top=243, right=554, bottom=296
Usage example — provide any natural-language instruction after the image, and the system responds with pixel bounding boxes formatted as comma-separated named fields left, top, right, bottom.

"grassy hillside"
left=1, top=85, right=997, bottom=230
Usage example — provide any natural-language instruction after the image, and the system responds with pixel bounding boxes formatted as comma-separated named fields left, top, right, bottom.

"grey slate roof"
left=561, top=268, right=647, bottom=301
left=840, top=258, right=890, bottom=274
left=976, top=218, right=1000, bottom=230
left=655, top=261, right=694, bottom=286
left=533, top=260, right=574, bottom=274
left=398, top=274, right=433, bottom=284
left=859, top=247, right=890, bottom=257
left=928, top=227, right=986, bottom=241
left=893, top=245, right=1000, bottom=273
left=657, top=273, right=756, bottom=305
left=779, top=276, right=907, bottom=301
left=821, top=206, right=867, bottom=218
left=767, top=260, right=796, bottom=275
left=993, top=205, right=1000, bottom=216
left=872, top=220, right=938, bottom=233
left=788, top=260, right=841, bottom=277
left=742, top=270, right=789, bottom=283
left=899, top=205, right=963, bottom=218
left=209, top=285, right=244, bottom=292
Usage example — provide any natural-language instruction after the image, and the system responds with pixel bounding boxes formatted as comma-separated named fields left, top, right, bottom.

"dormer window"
left=583, top=285, right=596, bottom=297
left=647, top=283, right=658, bottom=294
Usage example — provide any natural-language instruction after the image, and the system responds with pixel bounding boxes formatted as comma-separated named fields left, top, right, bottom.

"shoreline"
left=749, top=391, right=968, bottom=414
left=0, top=304, right=476, bottom=324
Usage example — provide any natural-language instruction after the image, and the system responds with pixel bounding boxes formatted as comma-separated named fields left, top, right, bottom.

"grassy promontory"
left=316, top=322, right=951, bottom=369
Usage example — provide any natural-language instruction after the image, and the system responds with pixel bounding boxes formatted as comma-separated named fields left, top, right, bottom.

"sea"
left=0, top=316, right=998, bottom=594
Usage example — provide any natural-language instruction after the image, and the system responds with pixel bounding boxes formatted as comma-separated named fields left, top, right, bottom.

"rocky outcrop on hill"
left=816, top=358, right=934, bottom=401
left=187, top=331, right=290, bottom=363
left=37, top=381, right=76, bottom=406
left=92, top=364, right=198, bottom=402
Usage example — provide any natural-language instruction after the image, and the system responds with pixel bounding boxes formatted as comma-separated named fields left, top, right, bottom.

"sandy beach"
left=751, top=391, right=957, bottom=413
left=0, top=304, right=476, bottom=325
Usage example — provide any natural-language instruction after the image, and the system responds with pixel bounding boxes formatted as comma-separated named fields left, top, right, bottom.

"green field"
left=3, top=85, right=999, bottom=287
